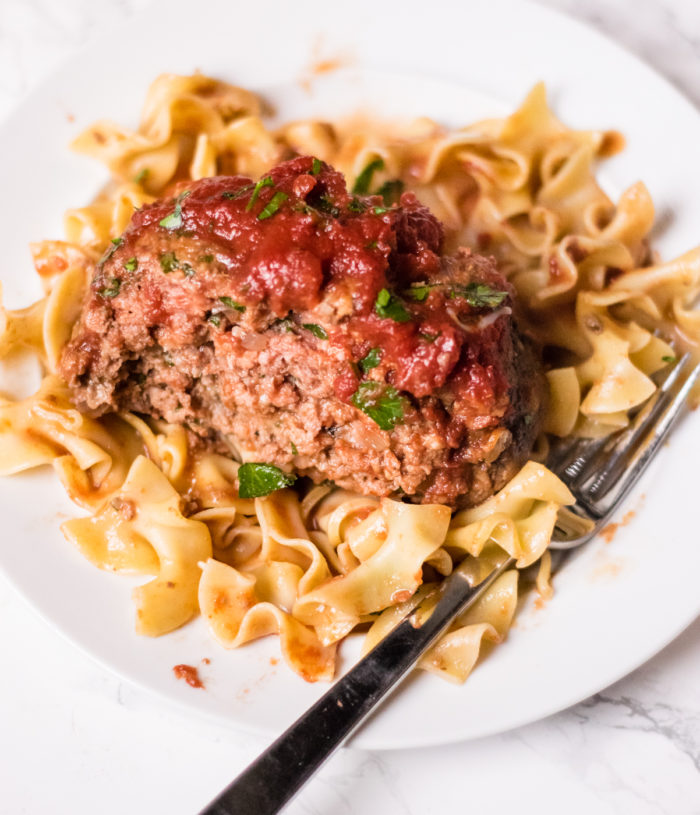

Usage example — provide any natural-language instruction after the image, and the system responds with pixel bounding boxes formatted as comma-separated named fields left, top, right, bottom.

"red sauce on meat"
left=125, top=156, right=509, bottom=408
left=173, top=663, right=205, bottom=688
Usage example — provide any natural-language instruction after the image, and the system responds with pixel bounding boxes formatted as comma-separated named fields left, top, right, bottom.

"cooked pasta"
left=0, top=73, right=697, bottom=684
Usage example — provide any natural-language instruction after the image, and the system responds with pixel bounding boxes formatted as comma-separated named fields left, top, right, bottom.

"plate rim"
left=0, top=0, right=699, bottom=750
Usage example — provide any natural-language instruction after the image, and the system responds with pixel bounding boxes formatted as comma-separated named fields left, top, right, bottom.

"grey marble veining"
left=546, top=0, right=700, bottom=107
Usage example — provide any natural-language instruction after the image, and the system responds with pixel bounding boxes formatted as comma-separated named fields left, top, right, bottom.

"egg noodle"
left=1, top=74, right=698, bottom=683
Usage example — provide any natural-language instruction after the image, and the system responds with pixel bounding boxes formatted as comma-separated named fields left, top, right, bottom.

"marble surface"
left=1, top=1, right=699, bottom=813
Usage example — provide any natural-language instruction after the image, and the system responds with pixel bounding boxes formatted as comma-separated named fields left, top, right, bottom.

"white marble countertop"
left=1, top=1, right=699, bottom=813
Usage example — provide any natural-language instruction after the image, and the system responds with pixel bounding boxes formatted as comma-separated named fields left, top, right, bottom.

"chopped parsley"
left=376, top=179, right=404, bottom=205
left=159, top=190, right=190, bottom=230
left=373, top=206, right=389, bottom=215
left=302, top=323, right=328, bottom=340
left=405, top=284, right=432, bottom=302
left=290, top=441, right=299, bottom=455
left=348, top=197, right=367, bottom=213
left=359, top=347, right=381, bottom=373
left=98, top=278, right=121, bottom=298
left=351, top=382, right=407, bottom=431
left=207, top=313, right=221, bottom=327
left=451, top=282, right=508, bottom=308
left=222, top=184, right=254, bottom=200
left=375, top=288, right=411, bottom=323
left=258, top=191, right=288, bottom=220
left=133, top=168, right=149, bottom=184
left=311, top=157, right=322, bottom=176
left=237, top=462, right=297, bottom=498
left=406, top=282, right=508, bottom=309
left=314, top=194, right=341, bottom=218
left=158, top=251, right=195, bottom=277
left=420, top=331, right=439, bottom=343
left=123, top=257, right=138, bottom=272
left=366, top=240, right=379, bottom=250
left=353, top=158, right=384, bottom=195
left=98, top=236, right=123, bottom=267
left=662, top=355, right=677, bottom=364
left=293, top=202, right=316, bottom=216
left=159, top=252, right=179, bottom=273
left=275, top=317, right=295, bottom=332
left=219, top=296, right=246, bottom=312
left=201, top=254, right=214, bottom=263
left=245, top=176, right=274, bottom=212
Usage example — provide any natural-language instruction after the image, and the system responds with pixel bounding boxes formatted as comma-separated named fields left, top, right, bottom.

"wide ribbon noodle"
left=0, top=73, right=697, bottom=684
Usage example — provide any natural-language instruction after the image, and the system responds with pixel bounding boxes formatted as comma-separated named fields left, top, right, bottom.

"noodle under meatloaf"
left=60, top=156, right=546, bottom=507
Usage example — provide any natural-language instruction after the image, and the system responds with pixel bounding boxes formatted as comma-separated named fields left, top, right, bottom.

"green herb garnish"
left=275, top=317, right=295, bottom=332
left=98, top=278, right=121, bottom=298
left=311, top=158, right=322, bottom=176
left=222, top=184, right=254, bottom=200
left=352, top=158, right=385, bottom=195
left=207, top=313, right=221, bottom=327
left=159, top=251, right=195, bottom=277
left=290, top=441, right=299, bottom=455
left=359, top=347, right=381, bottom=373
left=451, top=282, right=508, bottom=308
left=159, top=252, right=179, bottom=273
left=420, top=331, right=439, bottom=343
left=373, top=206, right=389, bottom=215
left=201, top=254, right=214, bottom=263
left=348, top=197, right=367, bottom=213
left=258, top=191, right=288, bottom=220
left=159, top=190, right=191, bottom=230
left=123, top=257, right=138, bottom=272
left=245, top=176, right=274, bottom=212
left=375, top=288, right=411, bottom=323
left=219, top=296, right=246, bottom=312
left=293, top=202, right=316, bottom=216
left=376, top=179, right=404, bottom=205
left=237, top=462, right=297, bottom=498
left=133, top=168, right=149, bottom=184
left=662, top=355, right=677, bottom=364
left=405, top=284, right=432, bottom=302
left=351, top=382, right=407, bottom=431
left=366, top=240, right=379, bottom=250
left=302, top=323, right=328, bottom=340
left=98, top=236, right=123, bottom=267
left=315, top=194, right=341, bottom=218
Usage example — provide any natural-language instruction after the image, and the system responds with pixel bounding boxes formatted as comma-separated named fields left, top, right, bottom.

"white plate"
left=1, top=0, right=699, bottom=751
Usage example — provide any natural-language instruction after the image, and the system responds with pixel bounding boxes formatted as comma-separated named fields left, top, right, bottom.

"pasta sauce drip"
left=172, top=663, right=205, bottom=688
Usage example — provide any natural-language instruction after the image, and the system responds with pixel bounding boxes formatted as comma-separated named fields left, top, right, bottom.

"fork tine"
left=545, top=435, right=584, bottom=474
left=547, top=353, right=699, bottom=551
left=561, top=352, right=695, bottom=490
left=556, top=436, right=611, bottom=485
left=584, top=354, right=700, bottom=507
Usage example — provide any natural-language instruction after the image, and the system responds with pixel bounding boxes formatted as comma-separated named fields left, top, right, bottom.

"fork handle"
left=199, top=556, right=515, bottom=815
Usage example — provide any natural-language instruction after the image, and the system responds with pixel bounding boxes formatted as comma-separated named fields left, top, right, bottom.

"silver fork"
left=199, top=353, right=700, bottom=815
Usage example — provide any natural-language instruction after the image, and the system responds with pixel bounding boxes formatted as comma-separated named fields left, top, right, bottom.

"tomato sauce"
left=130, top=156, right=511, bottom=408
left=172, top=663, right=205, bottom=688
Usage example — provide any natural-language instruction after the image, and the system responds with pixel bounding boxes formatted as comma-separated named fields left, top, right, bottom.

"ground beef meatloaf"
left=60, top=156, right=545, bottom=507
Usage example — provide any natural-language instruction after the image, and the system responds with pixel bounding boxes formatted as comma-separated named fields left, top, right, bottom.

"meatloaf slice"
left=60, top=156, right=545, bottom=507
